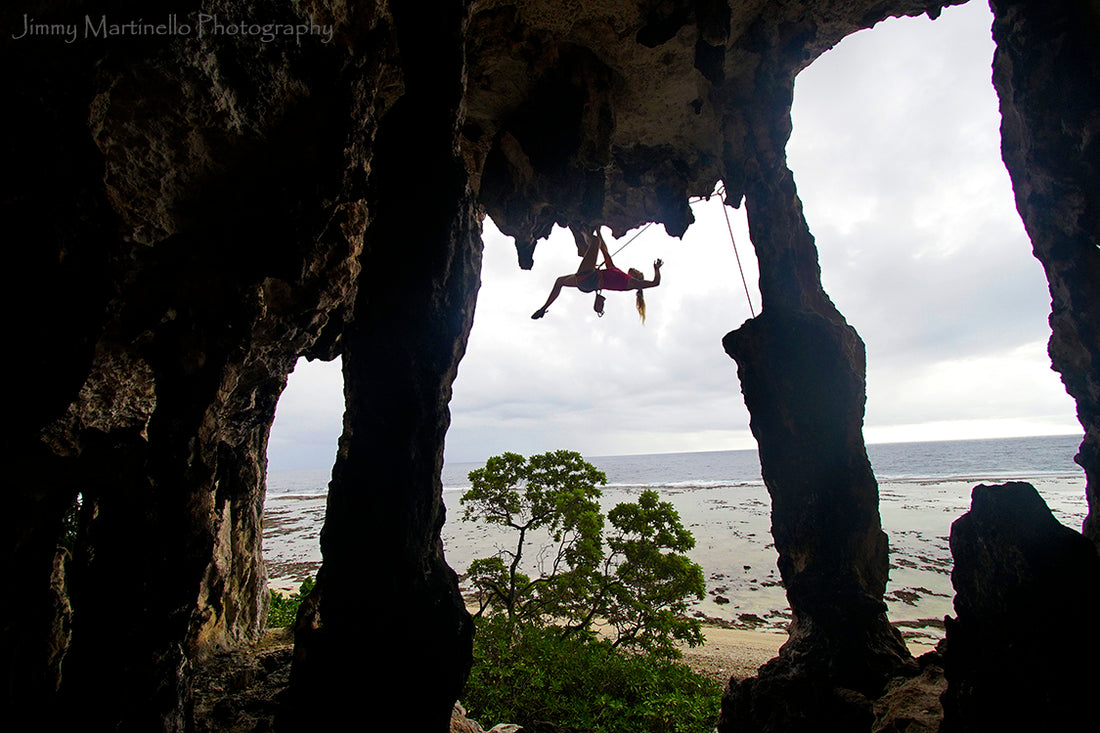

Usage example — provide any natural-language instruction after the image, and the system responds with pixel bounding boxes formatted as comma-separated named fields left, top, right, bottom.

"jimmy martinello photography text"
left=10, top=14, right=335, bottom=44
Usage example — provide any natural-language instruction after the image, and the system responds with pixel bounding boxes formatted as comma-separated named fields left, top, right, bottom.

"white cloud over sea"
left=266, top=2, right=1079, bottom=470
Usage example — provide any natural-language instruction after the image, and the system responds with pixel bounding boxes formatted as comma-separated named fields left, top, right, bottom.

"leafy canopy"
left=460, top=450, right=705, bottom=657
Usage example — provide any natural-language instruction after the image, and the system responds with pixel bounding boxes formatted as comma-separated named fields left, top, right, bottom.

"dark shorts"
left=576, top=269, right=601, bottom=293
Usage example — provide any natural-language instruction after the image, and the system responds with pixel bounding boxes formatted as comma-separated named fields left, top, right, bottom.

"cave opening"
left=447, top=206, right=759, bottom=463
left=8, top=0, right=1097, bottom=729
left=258, top=0, right=1086, bottom=709
left=212, top=4, right=1093, bottom=730
left=775, top=0, right=1084, bottom=646
left=263, top=356, right=343, bottom=594
left=787, top=0, right=1077, bottom=449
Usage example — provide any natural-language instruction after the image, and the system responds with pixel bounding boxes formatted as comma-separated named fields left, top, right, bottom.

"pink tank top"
left=600, top=266, right=634, bottom=291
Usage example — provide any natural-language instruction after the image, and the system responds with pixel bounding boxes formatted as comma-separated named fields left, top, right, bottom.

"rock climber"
left=531, top=227, right=662, bottom=322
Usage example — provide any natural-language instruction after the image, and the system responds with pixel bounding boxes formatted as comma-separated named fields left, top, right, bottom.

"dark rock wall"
left=989, top=0, right=1100, bottom=546
left=3, top=0, right=1098, bottom=731
left=942, top=482, right=1100, bottom=731
left=279, top=0, right=480, bottom=729
left=4, top=1, right=387, bottom=728
left=718, top=66, right=913, bottom=733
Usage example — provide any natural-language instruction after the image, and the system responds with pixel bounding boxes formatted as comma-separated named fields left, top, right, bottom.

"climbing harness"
left=591, top=226, right=651, bottom=317
left=575, top=269, right=602, bottom=293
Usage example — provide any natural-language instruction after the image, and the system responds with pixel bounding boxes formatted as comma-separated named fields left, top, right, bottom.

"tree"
left=460, top=450, right=605, bottom=623
left=460, top=451, right=706, bottom=656
left=603, top=490, right=706, bottom=655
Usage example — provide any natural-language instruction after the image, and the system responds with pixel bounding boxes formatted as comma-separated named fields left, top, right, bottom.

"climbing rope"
left=715, top=185, right=757, bottom=318
left=593, top=187, right=757, bottom=318
left=608, top=221, right=655, bottom=258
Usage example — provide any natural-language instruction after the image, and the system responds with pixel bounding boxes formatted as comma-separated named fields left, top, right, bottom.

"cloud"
left=267, top=2, right=1078, bottom=471
left=268, top=357, right=343, bottom=470
left=446, top=199, right=763, bottom=462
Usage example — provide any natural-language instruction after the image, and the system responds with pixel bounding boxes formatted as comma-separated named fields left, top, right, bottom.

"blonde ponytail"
left=627, top=267, right=648, bottom=323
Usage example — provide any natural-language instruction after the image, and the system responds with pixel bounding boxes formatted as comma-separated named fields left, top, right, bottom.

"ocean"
left=263, top=434, right=1088, bottom=650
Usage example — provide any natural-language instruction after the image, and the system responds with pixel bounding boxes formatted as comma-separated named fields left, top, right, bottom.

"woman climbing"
left=531, top=227, right=662, bottom=322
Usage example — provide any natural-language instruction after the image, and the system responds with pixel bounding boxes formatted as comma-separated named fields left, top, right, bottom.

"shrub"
left=463, top=616, right=721, bottom=733
left=267, top=575, right=315, bottom=628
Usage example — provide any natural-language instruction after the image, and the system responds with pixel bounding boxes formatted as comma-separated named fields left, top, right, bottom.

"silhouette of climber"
left=531, top=227, right=662, bottom=322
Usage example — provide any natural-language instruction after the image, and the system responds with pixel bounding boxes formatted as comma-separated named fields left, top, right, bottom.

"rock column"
left=281, top=1, right=481, bottom=729
left=989, top=0, right=1100, bottom=546
left=719, top=79, right=912, bottom=732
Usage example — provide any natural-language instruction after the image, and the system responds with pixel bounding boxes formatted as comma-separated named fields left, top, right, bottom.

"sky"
left=267, top=2, right=1079, bottom=471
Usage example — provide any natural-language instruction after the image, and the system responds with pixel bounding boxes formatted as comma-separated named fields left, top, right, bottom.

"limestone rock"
left=5, top=0, right=382, bottom=727
left=44, top=549, right=72, bottom=696
left=465, top=0, right=964, bottom=266
left=941, top=482, right=1100, bottom=732
left=4, top=0, right=1099, bottom=731
left=719, top=308, right=913, bottom=732
left=450, top=702, right=522, bottom=733
left=990, top=0, right=1100, bottom=546
left=871, top=651, right=945, bottom=733
left=192, top=642, right=294, bottom=733
left=451, top=702, right=485, bottom=733
left=721, top=665, right=877, bottom=733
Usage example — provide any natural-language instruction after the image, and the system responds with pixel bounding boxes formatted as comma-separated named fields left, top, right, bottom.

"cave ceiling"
left=462, top=0, right=962, bottom=267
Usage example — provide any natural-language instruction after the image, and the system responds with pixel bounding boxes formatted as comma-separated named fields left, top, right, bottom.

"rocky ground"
left=192, top=630, right=295, bottom=733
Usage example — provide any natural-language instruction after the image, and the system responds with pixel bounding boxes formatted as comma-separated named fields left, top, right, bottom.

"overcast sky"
left=267, top=2, right=1079, bottom=471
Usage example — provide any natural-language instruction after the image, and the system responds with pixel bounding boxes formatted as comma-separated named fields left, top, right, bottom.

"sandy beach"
left=679, top=626, right=785, bottom=681
left=264, top=437, right=1088, bottom=678
left=264, top=473, right=1086, bottom=656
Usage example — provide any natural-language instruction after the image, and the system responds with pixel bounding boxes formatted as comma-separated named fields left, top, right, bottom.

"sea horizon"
left=266, top=432, right=1085, bottom=498
left=263, top=433, right=1088, bottom=649
left=268, top=431, right=1085, bottom=475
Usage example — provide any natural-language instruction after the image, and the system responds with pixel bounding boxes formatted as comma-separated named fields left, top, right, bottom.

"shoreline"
left=683, top=626, right=786, bottom=681
left=260, top=593, right=934, bottom=684
left=681, top=623, right=938, bottom=683
left=263, top=466, right=1088, bottom=654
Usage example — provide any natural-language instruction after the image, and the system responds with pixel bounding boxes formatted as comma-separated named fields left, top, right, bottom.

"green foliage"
left=461, top=452, right=705, bottom=657
left=60, top=496, right=81, bottom=554
left=464, top=616, right=721, bottom=733
left=462, top=450, right=606, bottom=623
left=267, top=575, right=316, bottom=628
left=604, top=490, right=707, bottom=656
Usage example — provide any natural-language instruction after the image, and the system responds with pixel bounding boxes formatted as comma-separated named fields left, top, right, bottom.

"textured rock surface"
left=716, top=36, right=913, bottom=732
left=278, top=1, right=480, bottom=728
left=193, top=637, right=294, bottom=733
left=3, top=0, right=1098, bottom=731
left=989, top=0, right=1100, bottom=547
left=871, top=651, right=945, bottom=733
left=5, top=1, right=379, bottom=728
left=941, top=483, right=1100, bottom=731
left=466, top=0, right=964, bottom=267
left=720, top=311, right=915, bottom=732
